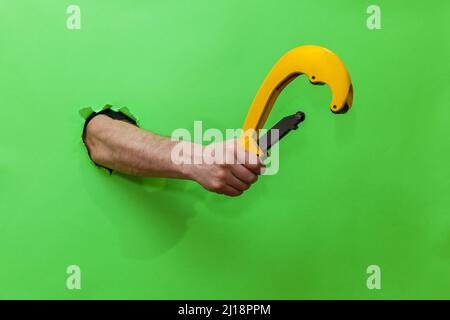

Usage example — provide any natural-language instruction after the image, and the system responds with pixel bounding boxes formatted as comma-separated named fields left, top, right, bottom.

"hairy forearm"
left=83, top=114, right=263, bottom=196
left=84, top=115, right=190, bottom=178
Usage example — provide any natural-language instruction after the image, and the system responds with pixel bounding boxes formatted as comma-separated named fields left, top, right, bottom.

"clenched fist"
left=179, top=139, right=265, bottom=196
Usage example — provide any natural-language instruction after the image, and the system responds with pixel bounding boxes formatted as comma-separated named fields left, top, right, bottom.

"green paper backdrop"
left=0, top=0, right=449, bottom=299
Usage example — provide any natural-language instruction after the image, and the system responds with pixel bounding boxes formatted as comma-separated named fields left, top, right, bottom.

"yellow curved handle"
left=240, top=45, right=353, bottom=154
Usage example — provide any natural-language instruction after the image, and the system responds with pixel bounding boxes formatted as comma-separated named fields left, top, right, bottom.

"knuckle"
left=216, top=168, right=227, bottom=180
left=211, top=181, right=224, bottom=191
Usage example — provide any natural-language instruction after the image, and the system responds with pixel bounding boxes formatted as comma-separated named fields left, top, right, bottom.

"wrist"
left=171, top=141, right=203, bottom=181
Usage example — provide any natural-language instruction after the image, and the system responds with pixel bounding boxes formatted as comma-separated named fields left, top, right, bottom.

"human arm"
left=83, top=114, right=264, bottom=196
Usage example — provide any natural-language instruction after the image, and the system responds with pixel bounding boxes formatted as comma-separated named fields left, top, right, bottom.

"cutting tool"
left=239, top=45, right=353, bottom=155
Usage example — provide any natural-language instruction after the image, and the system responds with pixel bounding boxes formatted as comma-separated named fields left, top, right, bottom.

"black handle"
left=257, top=111, right=305, bottom=154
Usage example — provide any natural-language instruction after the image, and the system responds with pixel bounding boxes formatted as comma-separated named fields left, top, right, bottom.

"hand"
left=187, top=139, right=264, bottom=196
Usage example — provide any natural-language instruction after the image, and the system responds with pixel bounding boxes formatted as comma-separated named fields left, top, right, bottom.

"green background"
left=1, top=0, right=449, bottom=299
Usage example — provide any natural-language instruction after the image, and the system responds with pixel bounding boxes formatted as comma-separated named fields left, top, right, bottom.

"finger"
left=235, top=144, right=265, bottom=175
left=225, top=172, right=250, bottom=191
left=221, top=184, right=243, bottom=197
left=230, top=165, right=258, bottom=185
left=242, top=158, right=265, bottom=175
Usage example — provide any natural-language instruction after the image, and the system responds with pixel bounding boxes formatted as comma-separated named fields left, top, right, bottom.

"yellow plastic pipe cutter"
left=240, top=45, right=354, bottom=155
